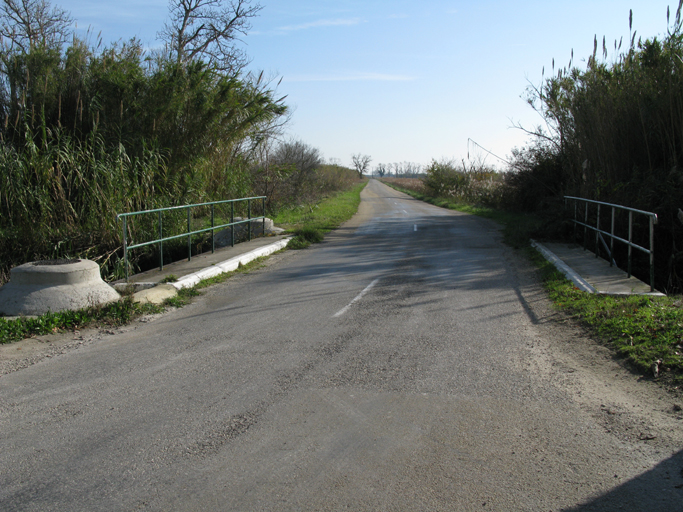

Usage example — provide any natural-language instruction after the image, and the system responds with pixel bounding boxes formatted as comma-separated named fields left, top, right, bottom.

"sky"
left=56, top=0, right=679, bottom=170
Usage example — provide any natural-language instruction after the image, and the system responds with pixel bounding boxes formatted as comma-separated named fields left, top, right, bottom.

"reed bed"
left=508, top=5, right=683, bottom=293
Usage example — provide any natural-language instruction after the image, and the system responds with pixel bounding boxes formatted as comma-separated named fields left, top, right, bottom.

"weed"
left=0, top=297, right=161, bottom=344
left=287, top=237, right=311, bottom=250
left=288, top=227, right=324, bottom=249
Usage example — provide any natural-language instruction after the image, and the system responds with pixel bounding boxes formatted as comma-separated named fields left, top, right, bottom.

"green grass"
left=384, top=180, right=683, bottom=385
left=540, top=260, right=683, bottom=384
left=0, top=298, right=163, bottom=344
left=273, top=181, right=367, bottom=248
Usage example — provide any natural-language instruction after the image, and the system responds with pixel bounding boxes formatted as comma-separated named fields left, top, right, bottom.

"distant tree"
left=351, top=153, right=371, bottom=178
left=375, top=163, right=386, bottom=177
left=159, top=0, right=261, bottom=74
left=0, top=0, right=73, bottom=52
left=272, top=139, right=322, bottom=187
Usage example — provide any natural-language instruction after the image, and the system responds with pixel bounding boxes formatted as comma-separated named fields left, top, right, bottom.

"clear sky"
left=57, top=0, right=677, bottom=170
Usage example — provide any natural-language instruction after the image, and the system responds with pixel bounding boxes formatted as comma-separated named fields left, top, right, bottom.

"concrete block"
left=0, top=259, right=120, bottom=316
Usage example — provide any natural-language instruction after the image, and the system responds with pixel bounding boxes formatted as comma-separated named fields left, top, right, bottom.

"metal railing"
left=117, top=196, right=266, bottom=282
left=564, top=196, right=658, bottom=292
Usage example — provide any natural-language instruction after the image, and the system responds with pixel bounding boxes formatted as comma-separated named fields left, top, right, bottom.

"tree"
left=375, top=163, right=386, bottom=177
left=158, top=0, right=261, bottom=74
left=272, top=139, right=322, bottom=186
left=0, top=0, right=73, bottom=53
left=351, top=153, right=371, bottom=178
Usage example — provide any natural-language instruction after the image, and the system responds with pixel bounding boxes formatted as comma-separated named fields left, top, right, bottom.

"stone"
left=131, top=284, right=178, bottom=305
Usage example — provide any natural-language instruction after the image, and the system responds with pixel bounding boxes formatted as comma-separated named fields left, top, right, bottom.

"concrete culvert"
left=0, top=259, right=120, bottom=317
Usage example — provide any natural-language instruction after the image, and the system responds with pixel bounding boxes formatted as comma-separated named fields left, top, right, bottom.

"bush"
left=422, top=159, right=505, bottom=207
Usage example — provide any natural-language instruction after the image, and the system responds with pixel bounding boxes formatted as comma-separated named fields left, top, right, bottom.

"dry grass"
left=380, top=177, right=426, bottom=193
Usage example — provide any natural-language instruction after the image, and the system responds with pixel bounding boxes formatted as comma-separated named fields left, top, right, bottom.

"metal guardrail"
left=564, top=196, right=658, bottom=292
left=117, top=197, right=266, bottom=282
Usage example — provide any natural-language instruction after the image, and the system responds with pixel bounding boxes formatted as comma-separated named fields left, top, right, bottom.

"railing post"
left=573, top=201, right=577, bottom=241
left=231, top=201, right=235, bottom=247
left=263, top=197, right=266, bottom=236
left=583, top=201, right=588, bottom=251
left=122, top=216, right=129, bottom=282
left=610, top=207, right=615, bottom=267
left=595, top=203, right=601, bottom=258
left=159, top=211, right=163, bottom=271
left=248, top=199, right=252, bottom=241
left=187, top=207, right=191, bottom=261
left=650, top=215, right=655, bottom=292
left=211, top=204, right=215, bottom=254
left=628, top=211, right=633, bottom=277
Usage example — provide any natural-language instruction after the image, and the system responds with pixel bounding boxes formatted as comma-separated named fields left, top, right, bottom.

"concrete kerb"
left=170, top=237, right=292, bottom=290
left=531, top=240, right=597, bottom=293
left=531, top=240, right=665, bottom=296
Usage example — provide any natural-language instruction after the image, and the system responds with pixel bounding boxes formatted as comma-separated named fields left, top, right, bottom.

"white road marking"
left=414, top=225, right=417, bottom=231
left=333, top=279, right=380, bottom=318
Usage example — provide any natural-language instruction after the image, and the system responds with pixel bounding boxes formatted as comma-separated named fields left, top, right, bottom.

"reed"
left=0, top=29, right=287, bottom=284
left=512, top=4, right=683, bottom=293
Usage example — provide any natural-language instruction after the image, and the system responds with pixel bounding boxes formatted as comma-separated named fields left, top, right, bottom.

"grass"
left=540, top=257, right=683, bottom=385
left=273, top=181, right=367, bottom=248
left=0, top=298, right=163, bottom=344
left=384, top=179, right=683, bottom=386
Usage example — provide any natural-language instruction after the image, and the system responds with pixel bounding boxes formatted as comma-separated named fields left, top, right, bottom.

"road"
left=1, top=179, right=682, bottom=511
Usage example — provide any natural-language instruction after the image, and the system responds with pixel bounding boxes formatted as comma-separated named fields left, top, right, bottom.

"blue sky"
left=58, top=0, right=677, bottom=169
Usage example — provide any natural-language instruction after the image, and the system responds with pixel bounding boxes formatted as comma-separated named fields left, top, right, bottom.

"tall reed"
left=514, top=5, right=683, bottom=292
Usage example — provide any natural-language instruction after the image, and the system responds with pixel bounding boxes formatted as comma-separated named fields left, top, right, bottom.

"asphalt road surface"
left=1, top=179, right=682, bottom=511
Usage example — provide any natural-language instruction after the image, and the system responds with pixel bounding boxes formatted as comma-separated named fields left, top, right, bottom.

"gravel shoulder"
left=509, top=253, right=683, bottom=451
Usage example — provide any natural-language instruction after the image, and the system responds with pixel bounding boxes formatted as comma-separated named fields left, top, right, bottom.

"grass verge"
left=539, top=255, right=683, bottom=385
left=273, top=181, right=367, bottom=249
left=383, top=180, right=683, bottom=386
left=0, top=298, right=163, bottom=344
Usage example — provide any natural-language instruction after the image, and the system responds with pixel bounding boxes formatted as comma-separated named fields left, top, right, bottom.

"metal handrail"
left=117, top=196, right=266, bottom=281
left=564, top=196, right=658, bottom=292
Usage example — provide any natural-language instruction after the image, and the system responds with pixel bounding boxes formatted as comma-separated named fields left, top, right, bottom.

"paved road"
left=1, top=180, right=682, bottom=511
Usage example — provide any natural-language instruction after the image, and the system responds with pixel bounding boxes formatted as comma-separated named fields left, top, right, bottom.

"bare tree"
left=351, top=153, right=371, bottom=178
left=375, top=163, right=386, bottom=178
left=273, top=138, right=322, bottom=187
left=159, top=0, right=261, bottom=73
left=0, top=0, right=73, bottom=52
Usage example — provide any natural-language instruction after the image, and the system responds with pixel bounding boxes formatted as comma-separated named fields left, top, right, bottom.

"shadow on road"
left=166, top=211, right=548, bottom=332
left=563, top=449, right=683, bottom=511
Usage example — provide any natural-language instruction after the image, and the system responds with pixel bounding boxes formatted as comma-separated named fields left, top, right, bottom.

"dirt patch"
left=512, top=255, right=683, bottom=449
left=0, top=313, right=163, bottom=376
